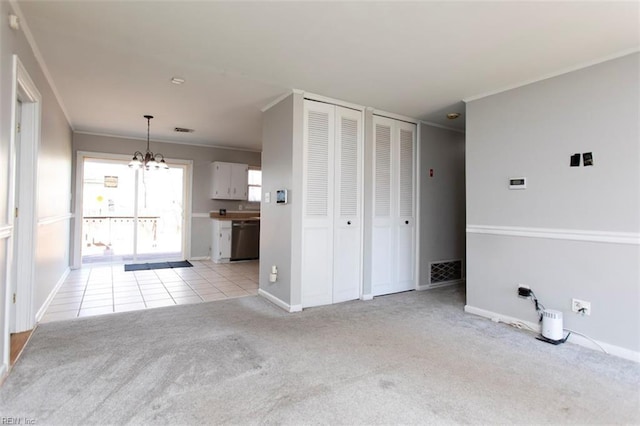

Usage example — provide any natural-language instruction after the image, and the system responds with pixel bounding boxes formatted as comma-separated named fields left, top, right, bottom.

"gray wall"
left=0, top=1, right=73, bottom=372
left=73, top=133, right=261, bottom=258
left=465, top=53, right=639, bottom=353
left=259, top=94, right=295, bottom=305
left=419, top=123, right=466, bottom=286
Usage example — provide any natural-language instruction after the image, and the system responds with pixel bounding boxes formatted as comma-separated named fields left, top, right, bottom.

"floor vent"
left=430, top=260, right=463, bottom=284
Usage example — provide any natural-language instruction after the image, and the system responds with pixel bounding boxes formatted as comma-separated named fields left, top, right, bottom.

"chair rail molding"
left=466, top=225, right=640, bottom=245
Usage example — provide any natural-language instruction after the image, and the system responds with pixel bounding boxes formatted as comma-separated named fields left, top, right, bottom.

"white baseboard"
left=258, top=289, right=301, bottom=313
left=189, top=256, right=210, bottom=261
left=464, top=305, right=640, bottom=363
left=418, top=279, right=465, bottom=291
left=36, top=267, right=70, bottom=322
left=361, top=294, right=373, bottom=301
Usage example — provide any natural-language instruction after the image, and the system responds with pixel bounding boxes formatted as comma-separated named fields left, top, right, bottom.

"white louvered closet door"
left=371, top=116, right=416, bottom=296
left=372, top=116, right=395, bottom=296
left=395, top=121, right=416, bottom=291
left=302, top=101, right=335, bottom=308
left=333, top=106, right=362, bottom=303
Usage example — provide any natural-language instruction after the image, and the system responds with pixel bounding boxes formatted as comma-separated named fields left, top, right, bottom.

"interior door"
left=301, top=100, right=335, bottom=308
left=371, top=116, right=416, bottom=296
left=395, top=123, right=416, bottom=292
left=332, top=106, right=362, bottom=303
left=371, top=117, right=395, bottom=296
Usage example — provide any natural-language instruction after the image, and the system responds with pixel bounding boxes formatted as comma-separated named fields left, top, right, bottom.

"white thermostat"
left=509, top=177, right=527, bottom=190
left=276, top=189, right=288, bottom=204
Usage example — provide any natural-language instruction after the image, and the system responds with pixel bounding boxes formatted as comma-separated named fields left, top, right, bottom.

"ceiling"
left=15, top=1, right=640, bottom=151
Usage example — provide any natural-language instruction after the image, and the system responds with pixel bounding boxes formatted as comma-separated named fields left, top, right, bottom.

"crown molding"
left=463, top=48, right=640, bottom=103
left=9, top=0, right=74, bottom=130
left=420, top=120, right=466, bottom=134
left=73, top=131, right=262, bottom=153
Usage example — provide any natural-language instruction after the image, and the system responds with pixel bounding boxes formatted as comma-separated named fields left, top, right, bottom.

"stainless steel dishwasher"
left=230, top=220, right=260, bottom=261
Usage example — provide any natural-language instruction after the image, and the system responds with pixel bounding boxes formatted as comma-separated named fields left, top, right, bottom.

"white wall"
left=72, top=133, right=261, bottom=259
left=0, top=1, right=73, bottom=376
left=465, top=53, right=639, bottom=357
left=419, top=123, right=465, bottom=287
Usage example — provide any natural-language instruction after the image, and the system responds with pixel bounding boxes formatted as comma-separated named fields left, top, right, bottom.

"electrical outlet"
left=518, top=285, right=531, bottom=298
left=572, top=298, right=591, bottom=316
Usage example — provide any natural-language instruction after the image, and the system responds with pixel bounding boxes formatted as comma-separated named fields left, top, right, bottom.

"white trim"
left=260, top=91, right=294, bottom=113
left=9, top=0, right=73, bottom=129
left=183, top=160, right=194, bottom=261
left=420, top=120, right=466, bottom=134
left=72, top=151, right=84, bottom=268
left=191, top=213, right=211, bottom=219
left=357, top=107, right=366, bottom=301
left=360, top=294, right=373, bottom=301
left=300, top=91, right=365, bottom=112
left=414, top=120, right=421, bottom=291
left=188, top=256, right=210, bottom=261
left=35, top=267, right=70, bottom=323
left=465, top=304, right=543, bottom=334
left=466, top=224, right=640, bottom=245
left=38, top=213, right=73, bottom=226
left=259, top=288, right=302, bottom=313
left=372, top=109, right=419, bottom=125
left=464, top=305, right=640, bottom=362
left=73, top=151, right=194, bottom=267
left=10, top=55, right=41, bottom=335
left=418, top=279, right=465, bottom=291
left=0, top=226, right=12, bottom=239
left=463, top=48, right=640, bottom=103
left=73, top=130, right=262, bottom=153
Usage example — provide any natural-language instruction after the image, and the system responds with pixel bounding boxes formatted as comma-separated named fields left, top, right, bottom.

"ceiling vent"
left=174, top=127, right=194, bottom=133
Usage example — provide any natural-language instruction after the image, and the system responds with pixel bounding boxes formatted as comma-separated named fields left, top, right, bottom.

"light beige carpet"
left=1, top=285, right=638, bottom=425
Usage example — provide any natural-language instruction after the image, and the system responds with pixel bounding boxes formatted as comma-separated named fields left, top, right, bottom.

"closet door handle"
left=347, top=221, right=351, bottom=225
left=405, top=220, right=409, bottom=225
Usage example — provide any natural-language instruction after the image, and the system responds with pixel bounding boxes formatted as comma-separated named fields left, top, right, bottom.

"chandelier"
left=128, top=115, right=169, bottom=170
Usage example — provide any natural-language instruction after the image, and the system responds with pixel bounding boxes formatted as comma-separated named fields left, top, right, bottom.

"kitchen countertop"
left=209, top=211, right=261, bottom=221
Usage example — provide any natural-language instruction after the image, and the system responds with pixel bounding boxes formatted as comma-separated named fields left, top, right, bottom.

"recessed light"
left=447, top=112, right=460, bottom=120
left=171, top=77, right=185, bottom=85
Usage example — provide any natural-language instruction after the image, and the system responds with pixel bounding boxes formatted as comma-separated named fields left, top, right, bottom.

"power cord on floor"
left=563, top=328, right=609, bottom=354
left=499, top=319, right=538, bottom=333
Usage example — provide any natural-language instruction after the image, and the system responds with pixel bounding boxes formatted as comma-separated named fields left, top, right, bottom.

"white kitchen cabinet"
left=211, top=161, right=248, bottom=200
left=371, top=115, right=416, bottom=296
left=301, top=100, right=363, bottom=308
left=212, top=219, right=232, bottom=263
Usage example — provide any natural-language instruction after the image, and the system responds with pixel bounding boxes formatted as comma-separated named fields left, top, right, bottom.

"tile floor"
left=41, top=260, right=259, bottom=323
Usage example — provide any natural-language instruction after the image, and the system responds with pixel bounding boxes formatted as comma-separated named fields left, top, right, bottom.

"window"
left=248, top=168, right=262, bottom=202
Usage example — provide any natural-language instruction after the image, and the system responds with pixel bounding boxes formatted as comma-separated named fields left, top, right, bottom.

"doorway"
left=4, top=56, right=41, bottom=373
left=75, top=153, right=192, bottom=266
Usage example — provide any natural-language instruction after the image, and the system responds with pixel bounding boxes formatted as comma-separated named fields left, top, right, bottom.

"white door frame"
left=73, top=151, right=193, bottom=268
left=4, top=55, right=41, bottom=345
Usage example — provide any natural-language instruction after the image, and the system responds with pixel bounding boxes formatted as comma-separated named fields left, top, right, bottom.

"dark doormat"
left=124, top=260, right=193, bottom=272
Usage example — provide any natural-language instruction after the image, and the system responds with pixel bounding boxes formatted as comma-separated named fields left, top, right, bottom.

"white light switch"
left=264, top=192, right=271, bottom=203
